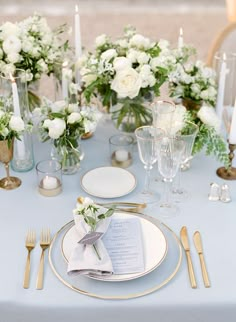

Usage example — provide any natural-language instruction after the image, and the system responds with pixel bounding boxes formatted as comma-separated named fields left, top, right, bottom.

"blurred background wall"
left=0, top=0, right=230, bottom=60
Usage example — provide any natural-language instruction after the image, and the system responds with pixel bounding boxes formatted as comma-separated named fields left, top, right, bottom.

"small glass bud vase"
left=51, top=137, right=84, bottom=175
left=0, top=69, right=34, bottom=172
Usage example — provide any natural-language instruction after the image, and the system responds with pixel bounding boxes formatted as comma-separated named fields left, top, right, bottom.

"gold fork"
left=36, top=229, right=51, bottom=290
left=23, top=230, right=36, bottom=289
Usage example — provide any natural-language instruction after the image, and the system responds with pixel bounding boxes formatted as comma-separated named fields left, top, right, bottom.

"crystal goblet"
left=157, top=137, right=185, bottom=217
left=135, top=126, right=164, bottom=203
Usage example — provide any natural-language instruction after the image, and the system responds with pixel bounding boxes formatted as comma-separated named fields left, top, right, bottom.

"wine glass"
left=157, top=137, right=185, bottom=217
left=0, top=140, right=21, bottom=190
left=151, top=100, right=176, bottom=182
left=172, top=121, right=199, bottom=201
left=135, top=126, right=164, bottom=203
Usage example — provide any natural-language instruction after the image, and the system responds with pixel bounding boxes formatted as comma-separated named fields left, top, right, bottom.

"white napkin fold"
left=67, top=209, right=114, bottom=277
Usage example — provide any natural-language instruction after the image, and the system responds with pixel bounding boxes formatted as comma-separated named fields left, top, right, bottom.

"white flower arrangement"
left=0, top=14, right=70, bottom=83
left=0, top=108, right=25, bottom=143
left=77, top=26, right=194, bottom=132
left=168, top=60, right=217, bottom=107
left=36, top=98, right=101, bottom=170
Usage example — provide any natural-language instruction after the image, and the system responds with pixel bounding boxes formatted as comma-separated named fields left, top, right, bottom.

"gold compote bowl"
left=0, top=140, right=21, bottom=190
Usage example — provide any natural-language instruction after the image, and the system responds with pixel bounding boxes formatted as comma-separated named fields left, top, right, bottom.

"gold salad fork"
left=36, top=229, right=51, bottom=290
left=23, top=230, right=36, bottom=289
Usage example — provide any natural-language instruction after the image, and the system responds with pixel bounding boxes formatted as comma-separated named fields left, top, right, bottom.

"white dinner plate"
left=61, top=212, right=168, bottom=282
left=81, top=166, right=137, bottom=198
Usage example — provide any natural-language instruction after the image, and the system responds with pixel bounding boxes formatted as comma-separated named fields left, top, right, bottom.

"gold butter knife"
left=193, top=231, right=210, bottom=288
left=180, top=226, right=197, bottom=289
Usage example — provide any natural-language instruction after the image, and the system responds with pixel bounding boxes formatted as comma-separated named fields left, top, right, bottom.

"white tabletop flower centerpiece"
left=0, top=105, right=25, bottom=189
left=0, top=14, right=70, bottom=110
left=77, top=26, right=193, bottom=133
left=37, top=99, right=101, bottom=174
left=168, top=59, right=230, bottom=167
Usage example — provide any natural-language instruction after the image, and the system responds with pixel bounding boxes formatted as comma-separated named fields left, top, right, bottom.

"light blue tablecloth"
left=1, top=118, right=236, bottom=322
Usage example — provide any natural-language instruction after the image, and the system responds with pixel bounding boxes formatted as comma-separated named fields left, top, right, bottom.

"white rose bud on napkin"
left=67, top=197, right=115, bottom=276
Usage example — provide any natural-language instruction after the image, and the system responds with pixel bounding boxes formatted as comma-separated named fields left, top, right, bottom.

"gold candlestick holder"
left=216, top=143, right=236, bottom=180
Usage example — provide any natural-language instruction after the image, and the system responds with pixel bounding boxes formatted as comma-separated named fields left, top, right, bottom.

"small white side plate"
left=81, top=166, right=137, bottom=198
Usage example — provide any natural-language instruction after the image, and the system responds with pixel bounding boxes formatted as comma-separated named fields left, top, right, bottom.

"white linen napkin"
left=67, top=209, right=114, bottom=277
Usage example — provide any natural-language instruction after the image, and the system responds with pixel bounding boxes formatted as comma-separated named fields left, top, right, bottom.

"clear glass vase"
left=51, top=138, right=84, bottom=175
left=110, top=95, right=153, bottom=133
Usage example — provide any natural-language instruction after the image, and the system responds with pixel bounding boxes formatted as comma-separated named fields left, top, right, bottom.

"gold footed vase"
left=0, top=140, right=21, bottom=190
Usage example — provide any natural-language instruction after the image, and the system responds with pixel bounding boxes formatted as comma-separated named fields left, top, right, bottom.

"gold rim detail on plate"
left=48, top=213, right=182, bottom=300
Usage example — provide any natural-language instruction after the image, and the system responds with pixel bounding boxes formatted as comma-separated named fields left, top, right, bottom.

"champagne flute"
left=157, top=137, right=185, bottom=217
left=151, top=100, right=176, bottom=182
left=0, top=139, right=21, bottom=190
left=135, top=126, right=164, bottom=203
left=172, top=121, right=199, bottom=201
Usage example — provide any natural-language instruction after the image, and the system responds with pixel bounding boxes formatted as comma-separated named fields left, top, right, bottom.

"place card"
left=103, top=217, right=144, bottom=274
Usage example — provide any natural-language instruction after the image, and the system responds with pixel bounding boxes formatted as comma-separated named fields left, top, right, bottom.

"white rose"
left=113, top=57, right=131, bottom=71
left=67, top=112, right=82, bottom=124
left=9, top=116, right=25, bottom=132
left=2, top=63, right=15, bottom=76
left=0, top=22, right=20, bottom=40
left=0, top=127, right=9, bottom=137
left=191, top=84, right=201, bottom=94
left=68, top=103, right=79, bottom=113
left=21, top=39, right=33, bottom=53
left=117, top=39, right=128, bottom=48
left=130, top=34, right=150, bottom=49
left=7, top=52, right=20, bottom=64
left=111, top=67, right=142, bottom=99
left=37, top=59, right=48, bottom=73
left=48, top=118, right=66, bottom=139
left=127, top=49, right=139, bottom=63
left=137, top=52, right=149, bottom=64
left=147, top=74, right=156, bottom=87
left=158, top=39, right=170, bottom=50
left=3, top=35, right=21, bottom=54
left=197, top=105, right=221, bottom=132
left=43, top=119, right=52, bottom=128
left=51, top=100, right=66, bottom=113
left=101, top=48, right=117, bottom=61
left=95, top=34, right=108, bottom=47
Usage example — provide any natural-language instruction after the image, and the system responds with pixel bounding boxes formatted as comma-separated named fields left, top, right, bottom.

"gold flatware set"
left=180, top=226, right=210, bottom=289
left=23, top=228, right=51, bottom=290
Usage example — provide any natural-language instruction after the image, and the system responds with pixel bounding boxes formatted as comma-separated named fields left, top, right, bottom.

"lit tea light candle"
left=111, top=150, right=132, bottom=168
left=38, top=176, right=62, bottom=197
left=43, top=176, right=58, bottom=189
left=115, top=149, right=129, bottom=162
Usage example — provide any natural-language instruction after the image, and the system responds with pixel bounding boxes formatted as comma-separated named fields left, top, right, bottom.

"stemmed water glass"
left=151, top=100, right=176, bottom=181
left=157, top=137, right=185, bottom=217
left=135, top=126, right=164, bottom=203
left=172, top=121, right=199, bottom=201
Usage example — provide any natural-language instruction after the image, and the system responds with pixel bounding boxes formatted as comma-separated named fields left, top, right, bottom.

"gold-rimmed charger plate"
left=49, top=212, right=182, bottom=300
left=61, top=211, right=168, bottom=282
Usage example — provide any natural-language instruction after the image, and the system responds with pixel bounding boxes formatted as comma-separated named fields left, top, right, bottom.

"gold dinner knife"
left=193, top=231, right=211, bottom=288
left=180, top=226, right=197, bottom=289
